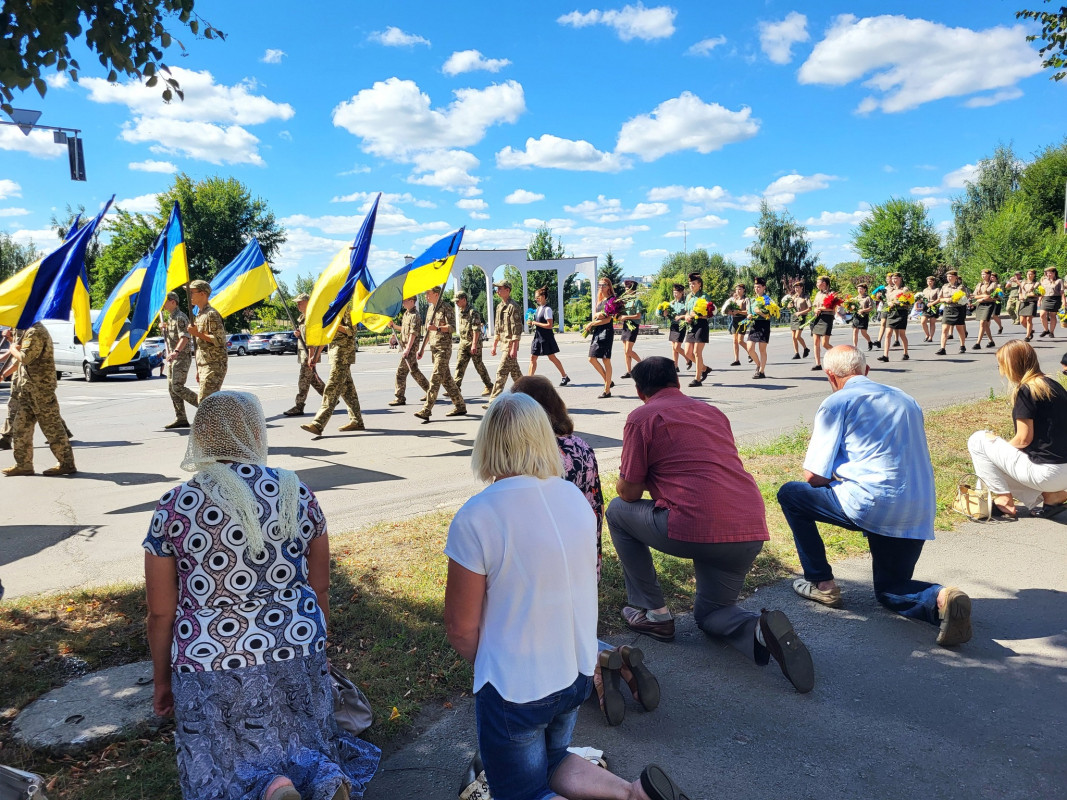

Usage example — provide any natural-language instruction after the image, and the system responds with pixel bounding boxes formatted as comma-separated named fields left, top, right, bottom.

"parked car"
left=141, top=336, right=166, bottom=369
left=43, top=318, right=154, bottom=382
left=269, top=331, right=298, bottom=354
left=247, top=333, right=274, bottom=355
left=226, top=333, right=251, bottom=356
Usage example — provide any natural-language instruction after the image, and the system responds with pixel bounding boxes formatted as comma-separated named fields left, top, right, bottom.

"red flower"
left=822, top=292, right=842, bottom=310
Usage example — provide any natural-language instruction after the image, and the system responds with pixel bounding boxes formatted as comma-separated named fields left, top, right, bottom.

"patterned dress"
left=558, top=434, right=604, bottom=581
left=143, top=463, right=380, bottom=800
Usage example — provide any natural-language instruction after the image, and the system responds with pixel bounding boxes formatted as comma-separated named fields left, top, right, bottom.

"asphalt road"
left=0, top=326, right=1060, bottom=600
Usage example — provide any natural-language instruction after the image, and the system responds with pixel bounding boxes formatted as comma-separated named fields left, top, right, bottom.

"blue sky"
left=1, top=1, right=1064, bottom=288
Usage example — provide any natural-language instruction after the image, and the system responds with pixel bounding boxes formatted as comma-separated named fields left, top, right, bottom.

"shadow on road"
left=74, top=472, right=180, bottom=487
left=0, top=524, right=102, bottom=567
left=297, top=463, right=404, bottom=492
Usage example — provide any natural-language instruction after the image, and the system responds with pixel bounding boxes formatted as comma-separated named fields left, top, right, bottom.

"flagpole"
left=273, top=275, right=299, bottom=329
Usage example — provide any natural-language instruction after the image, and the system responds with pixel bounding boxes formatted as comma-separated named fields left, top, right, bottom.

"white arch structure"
left=449, top=249, right=598, bottom=335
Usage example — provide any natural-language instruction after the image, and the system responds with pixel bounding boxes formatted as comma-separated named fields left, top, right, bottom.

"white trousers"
left=967, top=431, right=1067, bottom=506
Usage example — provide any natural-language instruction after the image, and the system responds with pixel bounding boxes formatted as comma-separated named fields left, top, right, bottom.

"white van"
left=41, top=316, right=153, bottom=382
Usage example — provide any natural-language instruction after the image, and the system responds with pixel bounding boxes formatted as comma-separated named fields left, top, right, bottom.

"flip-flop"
left=640, top=765, right=691, bottom=800
left=1032, top=502, right=1067, bottom=520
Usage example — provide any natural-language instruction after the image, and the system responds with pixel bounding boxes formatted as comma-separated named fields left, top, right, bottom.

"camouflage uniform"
left=292, top=312, right=325, bottom=411
left=164, top=308, right=197, bottom=422
left=490, top=297, right=523, bottom=399
left=193, top=303, right=228, bottom=403
left=455, top=305, right=492, bottom=391
left=10, top=323, right=75, bottom=471
left=420, top=300, right=465, bottom=417
left=311, top=308, right=362, bottom=430
left=393, top=306, right=429, bottom=404
left=0, top=365, right=23, bottom=448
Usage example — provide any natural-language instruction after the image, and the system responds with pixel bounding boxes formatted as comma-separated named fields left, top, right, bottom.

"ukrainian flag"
left=304, top=194, right=379, bottom=346
left=64, top=213, right=95, bottom=345
left=361, top=228, right=465, bottom=333
left=208, top=239, right=277, bottom=319
left=94, top=253, right=150, bottom=359
left=0, top=197, right=112, bottom=333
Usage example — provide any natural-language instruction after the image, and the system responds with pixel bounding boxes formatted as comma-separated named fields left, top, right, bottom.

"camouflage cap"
left=166, top=291, right=180, bottom=303
left=188, top=279, right=211, bottom=293
left=428, top=285, right=444, bottom=295
left=295, top=292, right=311, bottom=302
left=493, top=280, right=512, bottom=290
left=454, top=290, right=467, bottom=299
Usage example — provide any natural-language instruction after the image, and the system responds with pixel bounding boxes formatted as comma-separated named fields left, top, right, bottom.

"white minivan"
left=42, top=316, right=154, bottom=382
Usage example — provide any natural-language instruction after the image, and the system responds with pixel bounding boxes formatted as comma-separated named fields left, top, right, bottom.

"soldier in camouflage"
left=186, top=280, right=228, bottom=403
left=301, top=305, right=363, bottom=435
left=1, top=323, right=76, bottom=476
left=387, top=296, right=429, bottom=406
left=162, top=291, right=197, bottom=429
left=414, top=286, right=466, bottom=423
left=454, top=290, right=493, bottom=396
left=283, top=293, right=325, bottom=416
left=489, top=280, right=523, bottom=399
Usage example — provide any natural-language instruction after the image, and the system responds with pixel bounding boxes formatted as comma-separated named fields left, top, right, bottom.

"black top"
left=1013, top=378, right=1067, bottom=464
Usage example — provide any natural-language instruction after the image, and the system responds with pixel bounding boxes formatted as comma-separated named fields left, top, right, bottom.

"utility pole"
left=683, top=222, right=687, bottom=256
left=2, top=108, right=86, bottom=181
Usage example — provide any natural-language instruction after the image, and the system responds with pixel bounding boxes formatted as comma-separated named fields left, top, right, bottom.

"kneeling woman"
left=528, top=286, right=570, bottom=386
left=967, top=341, right=1067, bottom=519
left=144, top=392, right=379, bottom=800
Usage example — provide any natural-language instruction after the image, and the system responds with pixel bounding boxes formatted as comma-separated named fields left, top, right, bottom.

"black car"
left=269, top=331, right=298, bottom=354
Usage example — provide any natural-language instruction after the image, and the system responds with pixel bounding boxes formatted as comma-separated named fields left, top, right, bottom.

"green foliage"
left=598, top=251, right=624, bottom=295
left=851, top=198, right=943, bottom=288
left=829, top=261, right=879, bottom=296
left=1018, top=138, right=1067, bottom=233
left=91, top=208, right=158, bottom=305
left=1017, top=2, right=1067, bottom=81
left=0, top=231, right=39, bottom=282
left=964, top=198, right=1049, bottom=285
left=644, top=249, right=738, bottom=310
left=526, top=224, right=567, bottom=320
left=746, top=200, right=818, bottom=297
left=0, top=1, right=225, bottom=114
left=292, top=273, right=315, bottom=296
left=947, top=144, right=1022, bottom=267
left=460, top=265, right=488, bottom=319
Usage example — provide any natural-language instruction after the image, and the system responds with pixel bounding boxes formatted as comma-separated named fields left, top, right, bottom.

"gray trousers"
left=606, top=497, right=765, bottom=662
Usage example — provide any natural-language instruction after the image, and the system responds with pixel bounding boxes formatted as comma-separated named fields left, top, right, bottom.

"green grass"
left=0, top=392, right=1015, bottom=798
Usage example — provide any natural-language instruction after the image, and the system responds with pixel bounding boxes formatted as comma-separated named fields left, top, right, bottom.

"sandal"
left=640, top=765, right=691, bottom=800
left=1032, top=502, right=1067, bottom=520
left=991, top=503, right=1018, bottom=521
left=619, top=645, right=660, bottom=711
left=593, top=649, right=625, bottom=725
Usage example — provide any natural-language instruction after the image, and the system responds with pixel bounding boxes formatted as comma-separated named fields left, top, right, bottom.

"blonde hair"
left=996, top=340, right=1055, bottom=404
left=471, top=393, right=564, bottom=483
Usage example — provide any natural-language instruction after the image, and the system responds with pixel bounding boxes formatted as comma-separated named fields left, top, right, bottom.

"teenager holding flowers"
left=851, top=284, right=874, bottom=350
left=810, top=276, right=836, bottom=372
left=528, top=286, right=570, bottom=386
left=662, top=284, right=690, bottom=372
left=878, top=273, right=912, bottom=363
left=723, top=283, right=749, bottom=366
left=1039, top=267, right=1063, bottom=339
left=785, top=281, right=811, bottom=360
left=584, top=279, right=616, bottom=398
left=618, top=279, right=645, bottom=379
left=921, top=276, right=940, bottom=343
left=973, top=269, right=999, bottom=349
left=744, top=277, right=775, bottom=379
left=990, top=272, right=1005, bottom=335
left=1019, top=269, right=1041, bottom=341
left=683, top=272, right=712, bottom=387
left=936, top=271, right=971, bottom=355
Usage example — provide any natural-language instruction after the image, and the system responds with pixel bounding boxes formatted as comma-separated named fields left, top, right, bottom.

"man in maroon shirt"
left=607, top=357, right=814, bottom=693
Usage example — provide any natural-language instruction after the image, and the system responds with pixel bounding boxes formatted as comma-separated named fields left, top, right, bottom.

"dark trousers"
left=777, top=481, right=941, bottom=625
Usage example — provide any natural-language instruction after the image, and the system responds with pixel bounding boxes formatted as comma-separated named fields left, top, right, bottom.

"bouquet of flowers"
left=951, top=289, right=966, bottom=303
left=781, top=295, right=796, bottom=309
left=720, top=297, right=742, bottom=316
left=991, top=288, right=1004, bottom=300
left=691, top=297, right=715, bottom=318
left=1035, top=285, right=1046, bottom=296
left=822, top=292, right=843, bottom=311
left=872, top=285, right=887, bottom=301
left=1058, top=308, right=1067, bottom=327
left=842, top=295, right=860, bottom=314
left=750, top=294, right=781, bottom=319
left=582, top=296, right=623, bottom=337
left=656, top=300, right=672, bottom=317
left=890, top=290, right=915, bottom=308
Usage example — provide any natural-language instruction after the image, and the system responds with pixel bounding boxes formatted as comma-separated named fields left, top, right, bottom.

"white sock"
left=646, top=609, right=672, bottom=622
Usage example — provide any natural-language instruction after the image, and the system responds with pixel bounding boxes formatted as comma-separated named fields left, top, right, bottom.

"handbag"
left=0, top=764, right=48, bottom=800
left=458, top=754, right=491, bottom=800
left=952, top=473, right=993, bottom=522
left=329, top=666, right=373, bottom=736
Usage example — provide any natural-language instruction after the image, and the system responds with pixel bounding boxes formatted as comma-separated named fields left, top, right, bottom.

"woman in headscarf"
left=143, top=391, right=379, bottom=800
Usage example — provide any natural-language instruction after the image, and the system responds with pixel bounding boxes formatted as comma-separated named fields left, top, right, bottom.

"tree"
left=851, top=198, right=943, bottom=288
left=746, top=201, right=818, bottom=298
left=0, top=1, right=224, bottom=114
left=598, top=251, right=624, bottom=295
left=0, top=232, right=38, bottom=282
left=51, top=203, right=103, bottom=278
left=1018, top=138, right=1067, bottom=233
left=1017, top=2, right=1067, bottom=81
left=91, top=208, right=159, bottom=305
left=947, top=144, right=1022, bottom=267
left=829, top=261, right=878, bottom=295
left=526, top=225, right=566, bottom=321
left=967, top=198, right=1049, bottom=283
left=645, top=249, right=737, bottom=309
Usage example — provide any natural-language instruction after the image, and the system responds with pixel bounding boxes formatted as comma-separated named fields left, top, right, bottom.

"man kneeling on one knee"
left=776, top=345, right=972, bottom=647
left=606, top=356, right=815, bottom=693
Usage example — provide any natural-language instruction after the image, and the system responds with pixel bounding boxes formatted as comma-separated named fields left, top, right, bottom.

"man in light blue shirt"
left=777, top=345, right=972, bottom=647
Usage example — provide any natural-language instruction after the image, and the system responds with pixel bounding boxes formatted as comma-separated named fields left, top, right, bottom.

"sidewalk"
left=364, top=515, right=1067, bottom=800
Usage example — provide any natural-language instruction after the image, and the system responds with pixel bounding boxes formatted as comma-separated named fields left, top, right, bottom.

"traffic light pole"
left=0, top=119, right=86, bottom=181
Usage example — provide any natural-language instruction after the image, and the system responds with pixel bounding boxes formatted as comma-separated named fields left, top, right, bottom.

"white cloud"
left=640, top=248, right=669, bottom=260
left=7, top=228, right=56, bottom=249
left=331, top=191, right=436, bottom=208
left=557, top=4, right=677, bottom=41
left=964, top=88, right=1024, bottom=108
left=763, top=172, right=837, bottom=206
left=504, top=189, right=545, bottom=204
left=683, top=214, right=729, bottom=229
left=426, top=226, right=531, bottom=249
left=457, top=198, right=489, bottom=219
left=0, top=207, right=31, bottom=217
left=369, top=27, right=430, bottom=47
left=798, top=15, right=1042, bottom=113
left=278, top=130, right=292, bottom=141
left=564, top=195, right=670, bottom=222
left=44, top=72, right=70, bottom=89
left=261, top=49, right=286, bottom=64
left=687, top=36, right=727, bottom=56
left=338, top=164, right=371, bottom=176
left=407, top=149, right=484, bottom=196
left=497, top=134, right=630, bottom=172
left=281, top=211, right=451, bottom=238
left=0, top=180, right=21, bottom=200
left=920, top=196, right=951, bottom=208
left=332, top=78, right=525, bottom=160
left=647, top=184, right=761, bottom=212
left=616, top=92, right=760, bottom=161
left=443, top=50, right=512, bottom=76
left=807, top=229, right=837, bottom=240
left=742, top=226, right=758, bottom=238
left=123, top=118, right=265, bottom=165
left=0, top=127, right=62, bottom=159
left=116, top=193, right=160, bottom=214
left=759, top=12, right=809, bottom=65
left=128, top=159, right=177, bottom=173
left=803, top=208, right=872, bottom=225
left=274, top=228, right=351, bottom=272
left=910, top=164, right=979, bottom=196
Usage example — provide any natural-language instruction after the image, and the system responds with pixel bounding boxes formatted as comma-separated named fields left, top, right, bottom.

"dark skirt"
left=852, top=313, right=870, bottom=330
left=974, top=303, right=995, bottom=322
left=789, top=314, right=809, bottom=332
left=745, top=319, right=771, bottom=344
left=588, top=324, right=614, bottom=359
left=531, top=328, right=559, bottom=356
left=811, top=312, right=834, bottom=336
left=668, top=324, right=684, bottom=342
left=1040, top=295, right=1063, bottom=312
left=172, top=650, right=380, bottom=800
left=684, top=318, right=710, bottom=343
left=942, top=305, right=967, bottom=326
left=620, top=325, right=640, bottom=343
left=887, top=307, right=909, bottom=330
left=1019, top=299, right=1039, bottom=317
left=994, top=302, right=1002, bottom=315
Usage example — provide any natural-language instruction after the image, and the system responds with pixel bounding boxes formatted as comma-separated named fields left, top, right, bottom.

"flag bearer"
left=162, top=292, right=197, bottom=428
left=283, top=293, right=325, bottom=416
left=301, top=305, right=363, bottom=436
left=186, top=280, right=228, bottom=402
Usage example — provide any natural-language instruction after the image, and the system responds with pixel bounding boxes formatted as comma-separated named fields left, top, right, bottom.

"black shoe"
left=1040, top=331, right=1050, bottom=337
left=877, top=355, right=889, bottom=362
left=0, top=437, right=11, bottom=451
left=753, top=371, right=765, bottom=379
left=621, top=372, right=632, bottom=379
left=959, top=346, right=967, bottom=354
left=610, top=381, right=616, bottom=388
left=867, top=341, right=874, bottom=351
left=985, top=341, right=995, bottom=348
left=811, top=365, right=823, bottom=371
left=598, top=391, right=612, bottom=398
left=792, top=353, right=801, bottom=360
left=935, top=348, right=946, bottom=355
left=759, top=610, right=814, bottom=693
left=685, top=360, right=693, bottom=370
left=803, top=347, right=810, bottom=358
left=1025, top=334, right=1034, bottom=342
left=902, top=353, right=909, bottom=360
left=729, top=360, right=741, bottom=366
left=875, top=340, right=882, bottom=348
left=701, top=367, right=711, bottom=380
left=893, top=341, right=902, bottom=348
left=560, top=376, right=571, bottom=386
left=688, top=379, right=702, bottom=387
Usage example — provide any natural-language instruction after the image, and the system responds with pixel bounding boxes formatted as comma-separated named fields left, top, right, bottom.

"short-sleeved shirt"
left=1042, top=277, right=1064, bottom=297
left=444, top=476, right=597, bottom=703
left=684, top=291, right=709, bottom=314
left=143, top=463, right=328, bottom=672
left=193, top=304, right=227, bottom=369
left=620, top=387, right=769, bottom=543
left=622, top=297, right=644, bottom=331
left=939, top=283, right=969, bottom=306
left=1013, top=379, right=1067, bottom=464
left=457, top=306, right=483, bottom=347
left=804, top=376, right=935, bottom=540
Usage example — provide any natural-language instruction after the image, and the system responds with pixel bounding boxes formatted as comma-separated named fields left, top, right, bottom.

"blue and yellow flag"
left=305, top=194, right=379, bottom=346
left=209, top=239, right=277, bottom=319
left=94, top=254, right=150, bottom=359
left=0, top=198, right=112, bottom=333
left=361, top=228, right=465, bottom=333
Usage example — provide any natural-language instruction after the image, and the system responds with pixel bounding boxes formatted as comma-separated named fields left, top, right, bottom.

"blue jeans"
left=777, top=481, right=942, bottom=626
left=475, top=674, right=592, bottom=800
